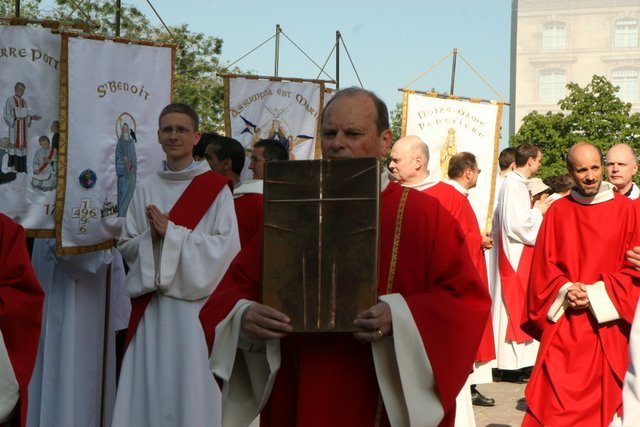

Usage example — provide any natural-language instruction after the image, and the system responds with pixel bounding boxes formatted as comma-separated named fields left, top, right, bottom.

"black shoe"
left=471, top=389, right=496, bottom=407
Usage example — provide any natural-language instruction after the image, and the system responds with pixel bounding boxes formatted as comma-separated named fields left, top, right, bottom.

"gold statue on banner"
left=439, top=128, right=458, bottom=180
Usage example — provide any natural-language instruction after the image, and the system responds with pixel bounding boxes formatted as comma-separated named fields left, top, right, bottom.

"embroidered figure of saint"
left=439, top=128, right=458, bottom=180
left=115, top=121, right=137, bottom=217
left=31, top=135, right=57, bottom=191
left=3, top=82, right=42, bottom=173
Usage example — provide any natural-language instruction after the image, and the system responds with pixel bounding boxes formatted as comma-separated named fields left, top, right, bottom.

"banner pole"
left=99, top=261, right=112, bottom=427
left=115, top=0, right=121, bottom=37
left=335, top=31, right=340, bottom=90
left=274, top=24, right=281, bottom=77
left=450, top=48, right=458, bottom=95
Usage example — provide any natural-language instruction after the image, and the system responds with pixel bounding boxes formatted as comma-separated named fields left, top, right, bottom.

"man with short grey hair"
left=606, top=143, right=639, bottom=199
left=200, top=89, right=491, bottom=427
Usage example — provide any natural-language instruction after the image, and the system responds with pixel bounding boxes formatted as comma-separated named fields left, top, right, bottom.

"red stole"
left=498, top=238, right=534, bottom=343
left=11, top=96, right=27, bottom=149
left=124, top=171, right=231, bottom=350
left=36, top=147, right=56, bottom=174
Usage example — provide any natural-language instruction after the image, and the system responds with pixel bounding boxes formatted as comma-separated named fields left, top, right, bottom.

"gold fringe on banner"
left=54, top=34, right=114, bottom=256
left=400, top=91, right=409, bottom=139
left=485, top=103, right=504, bottom=233
left=399, top=88, right=510, bottom=107
left=224, top=76, right=231, bottom=137
left=51, top=29, right=177, bottom=49
left=170, top=45, right=176, bottom=101
left=313, top=83, right=325, bottom=160
left=218, top=73, right=336, bottom=86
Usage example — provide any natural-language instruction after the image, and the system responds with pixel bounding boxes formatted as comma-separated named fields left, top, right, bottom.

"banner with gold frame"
left=223, top=75, right=332, bottom=181
left=57, top=35, right=174, bottom=255
left=0, top=25, right=61, bottom=236
left=401, top=90, right=503, bottom=230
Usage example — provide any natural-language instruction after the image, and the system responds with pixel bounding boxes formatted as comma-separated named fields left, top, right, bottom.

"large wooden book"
left=261, top=157, right=380, bottom=332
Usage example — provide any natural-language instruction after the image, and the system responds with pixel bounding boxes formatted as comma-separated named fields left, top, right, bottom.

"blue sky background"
left=41, top=0, right=513, bottom=142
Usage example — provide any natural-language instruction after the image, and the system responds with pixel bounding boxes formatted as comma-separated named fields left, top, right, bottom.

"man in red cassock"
left=204, top=134, right=266, bottom=247
left=522, top=142, right=640, bottom=427
left=0, top=214, right=44, bottom=427
left=199, top=88, right=492, bottom=427
left=389, top=137, right=497, bottom=415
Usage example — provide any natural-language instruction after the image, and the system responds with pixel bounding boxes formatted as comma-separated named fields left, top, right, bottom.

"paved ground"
left=473, top=380, right=528, bottom=427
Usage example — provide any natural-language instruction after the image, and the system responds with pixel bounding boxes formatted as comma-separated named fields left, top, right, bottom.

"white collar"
left=162, top=159, right=198, bottom=172
left=401, top=174, right=439, bottom=192
left=570, top=181, right=615, bottom=205
left=443, top=179, right=468, bottom=197
left=235, top=179, right=264, bottom=196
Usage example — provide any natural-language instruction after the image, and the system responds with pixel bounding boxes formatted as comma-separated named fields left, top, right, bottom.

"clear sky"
left=42, top=0, right=513, bottom=140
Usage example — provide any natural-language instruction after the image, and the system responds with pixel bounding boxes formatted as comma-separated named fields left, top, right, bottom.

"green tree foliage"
left=389, top=102, right=403, bottom=143
left=512, top=75, right=640, bottom=179
left=0, top=0, right=40, bottom=18
left=1, top=0, right=242, bottom=131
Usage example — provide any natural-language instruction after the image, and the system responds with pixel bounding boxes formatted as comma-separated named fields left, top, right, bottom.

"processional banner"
left=58, top=36, right=173, bottom=254
left=0, top=26, right=61, bottom=235
left=402, top=91, right=503, bottom=229
left=224, top=77, right=330, bottom=179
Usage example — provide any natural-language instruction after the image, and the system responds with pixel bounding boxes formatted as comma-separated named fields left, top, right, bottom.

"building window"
left=539, top=70, right=567, bottom=104
left=542, top=22, right=566, bottom=49
left=612, top=68, right=639, bottom=102
left=615, top=19, right=638, bottom=48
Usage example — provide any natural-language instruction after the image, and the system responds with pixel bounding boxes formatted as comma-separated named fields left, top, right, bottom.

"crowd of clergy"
left=3, top=87, right=640, bottom=427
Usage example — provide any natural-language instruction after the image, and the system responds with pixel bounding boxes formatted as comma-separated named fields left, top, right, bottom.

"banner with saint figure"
left=0, top=25, right=61, bottom=235
left=402, top=91, right=503, bottom=229
left=58, top=36, right=173, bottom=254
left=224, top=76, right=331, bottom=180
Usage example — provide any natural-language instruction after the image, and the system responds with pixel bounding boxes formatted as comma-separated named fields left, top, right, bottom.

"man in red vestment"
left=204, top=134, right=265, bottom=247
left=389, top=138, right=496, bottom=410
left=606, top=143, right=639, bottom=199
left=248, top=139, right=288, bottom=180
left=199, top=88, right=491, bottom=427
left=522, top=142, right=640, bottom=427
left=0, top=214, right=44, bottom=427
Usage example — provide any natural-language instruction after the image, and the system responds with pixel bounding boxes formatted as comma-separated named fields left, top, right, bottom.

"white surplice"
left=620, top=299, right=640, bottom=426
left=492, top=170, right=541, bottom=370
left=27, top=240, right=127, bottom=427
left=112, top=161, right=240, bottom=427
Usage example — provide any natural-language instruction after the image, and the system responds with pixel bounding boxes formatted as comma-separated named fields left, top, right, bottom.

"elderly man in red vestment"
left=389, top=137, right=496, bottom=414
left=199, top=88, right=491, bottom=427
left=0, top=214, right=44, bottom=427
left=522, top=142, right=640, bottom=427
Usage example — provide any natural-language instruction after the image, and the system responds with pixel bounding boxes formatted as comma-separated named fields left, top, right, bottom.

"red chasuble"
left=0, top=214, right=44, bottom=427
left=423, top=182, right=496, bottom=362
left=233, top=193, right=263, bottom=248
left=522, top=192, right=640, bottom=427
left=124, top=171, right=230, bottom=350
left=200, top=182, right=491, bottom=427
